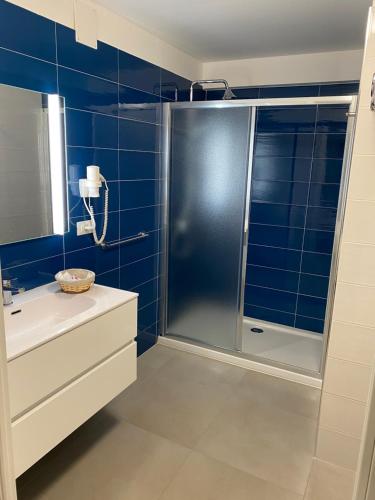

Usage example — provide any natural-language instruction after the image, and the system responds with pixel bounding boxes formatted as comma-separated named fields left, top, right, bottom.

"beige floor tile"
left=105, top=369, right=234, bottom=448
left=196, top=393, right=317, bottom=494
left=17, top=416, right=189, bottom=500
left=304, top=459, right=355, bottom=500
left=160, top=451, right=303, bottom=500
left=236, top=370, right=321, bottom=419
left=156, top=348, right=247, bottom=387
left=137, top=345, right=177, bottom=381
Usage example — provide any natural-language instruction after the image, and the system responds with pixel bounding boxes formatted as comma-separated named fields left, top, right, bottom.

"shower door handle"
left=243, top=226, right=249, bottom=243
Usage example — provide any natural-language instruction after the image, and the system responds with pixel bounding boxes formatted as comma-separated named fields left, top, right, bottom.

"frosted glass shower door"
left=166, top=106, right=252, bottom=351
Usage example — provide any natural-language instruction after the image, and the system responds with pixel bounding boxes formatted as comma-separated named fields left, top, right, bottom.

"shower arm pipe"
left=189, top=79, right=231, bottom=101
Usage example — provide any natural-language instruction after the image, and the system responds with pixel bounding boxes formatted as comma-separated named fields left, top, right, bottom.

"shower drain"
left=250, top=327, right=264, bottom=334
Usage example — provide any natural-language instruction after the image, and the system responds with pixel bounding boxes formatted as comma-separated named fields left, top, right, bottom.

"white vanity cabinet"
left=5, top=283, right=138, bottom=477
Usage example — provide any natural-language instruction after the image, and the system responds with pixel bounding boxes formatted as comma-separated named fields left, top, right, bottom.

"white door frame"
left=0, top=277, right=17, bottom=499
left=354, top=370, right=375, bottom=500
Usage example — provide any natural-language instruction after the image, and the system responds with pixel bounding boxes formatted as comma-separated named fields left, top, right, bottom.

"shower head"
left=223, top=87, right=236, bottom=100
left=190, top=79, right=236, bottom=101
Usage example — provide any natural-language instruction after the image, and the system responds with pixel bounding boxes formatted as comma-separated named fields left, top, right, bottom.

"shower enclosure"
left=160, top=95, right=357, bottom=377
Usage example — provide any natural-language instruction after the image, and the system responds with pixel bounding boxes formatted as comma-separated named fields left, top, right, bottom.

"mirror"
left=0, top=84, right=68, bottom=245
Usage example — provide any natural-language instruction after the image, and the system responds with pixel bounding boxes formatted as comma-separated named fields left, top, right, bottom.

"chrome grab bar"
left=100, top=232, right=149, bottom=250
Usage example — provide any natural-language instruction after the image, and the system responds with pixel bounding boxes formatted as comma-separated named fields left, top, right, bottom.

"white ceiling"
left=97, top=0, right=371, bottom=61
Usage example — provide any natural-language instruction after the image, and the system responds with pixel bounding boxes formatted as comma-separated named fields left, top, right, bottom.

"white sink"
left=4, top=282, right=138, bottom=361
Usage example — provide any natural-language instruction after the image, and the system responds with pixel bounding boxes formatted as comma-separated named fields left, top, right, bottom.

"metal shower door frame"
left=160, top=95, right=356, bottom=378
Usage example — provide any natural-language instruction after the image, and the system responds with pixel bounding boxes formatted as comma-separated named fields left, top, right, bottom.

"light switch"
left=77, top=220, right=94, bottom=236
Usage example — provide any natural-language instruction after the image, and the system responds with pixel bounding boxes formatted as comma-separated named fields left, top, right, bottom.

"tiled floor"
left=17, top=344, right=325, bottom=500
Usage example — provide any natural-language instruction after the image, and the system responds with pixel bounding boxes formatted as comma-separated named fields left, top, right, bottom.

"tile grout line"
left=244, top=301, right=325, bottom=323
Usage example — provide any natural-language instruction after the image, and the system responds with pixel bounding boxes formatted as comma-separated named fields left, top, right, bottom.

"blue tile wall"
left=244, top=104, right=349, bottom=333
left=0, top=0, right=190, bottom=356
left=205, top=82, right=359, bottom=100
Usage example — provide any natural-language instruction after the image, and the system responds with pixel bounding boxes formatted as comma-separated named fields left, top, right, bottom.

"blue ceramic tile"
left=303, top=230, right=335, bottom=253
left=314, top=133, right=346, bottom=159
left=0, top=48, right=57, bottom=93
left=66, top=109, right=118, bottom=148
left=68, top=180, right=119, bottom=218
left=0, top=235, right=63, bottom=270
left=119, top=119, right=160, bottom=152
left=247, top=244, right=301, bottom=271
left=319, top=82, right=359, bottom=96
left=120, top=206, right=160, bottom=238
left=65, top=245, right=119, bottom=275
left=252, top=157, right=312, bottom=182
left=244, top=304, right=295, bottom=327
left=306, top=206, right=337, bottom=231
left=119, top=50, right=160, bottom=95
left=137, top=330, right=157, bottom=356
left=205, top=87, right=257, bottom=100
left=248, top=224, right=303, bottom=250
left=119, top=151, right=159, bottom=180
left=132, top=277, right=158, bottom=309
left=119, top=180, right=159, bottom=210
left=255, top=133, right=314, bottom=158
left=64, top=215, right=96, bottom=253
left=231, top=87, right=260, bottom=99
left=160, top=69, right=191, bottom=101
left=119, top=84, right=160, bottom=124
left=67, top=147, right=118, bottom=183
left=96, top=269, right=120, bottom=288
left=56, top=25, right=118, bottom=82
left=250, top=202, right=306, bottom=228
left=299, top=274, right=329, bottom=298
left=297, top=295, right=326, bottom=320
left=251, top=180, right=309, bottom=205
left=138, top=300, right=158, bottom=332
left=259, top=85, right=319, bottom=98
left=59, top=67, right=118, bottom=116
left=205, top=89, right=226, bottom=100
left=245, top=284, right=297, bottom=314
left=0, top=0, right=56, bottom=62
left=2, top=255, right=64, bottom=291
left=120, top=230, right=159, bottom=267
left=120, top=254, right=158, bottom=290
left=191, top=89, right=206, bottom=101
left=308, top=183, right=340, bottom=208
left=257, top=107, right=316, bottom=133
left=295, top=315, right=324, bottom=333
left=301, top=252, right=332, bottom=276
left=246, top=264, right=299, bottom=292
left=311, top=159, right=343, bottom=183
left=316, top=105, right=349, bottom=133
left=65, top=212, right=119, bottom=253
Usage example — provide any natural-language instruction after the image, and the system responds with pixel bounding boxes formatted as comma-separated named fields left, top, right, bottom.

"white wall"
left=6, top=0, right=202, bottom=81
left=202, top=50, right=363, bottom=87
left=314, top=6, right=375, bottom=500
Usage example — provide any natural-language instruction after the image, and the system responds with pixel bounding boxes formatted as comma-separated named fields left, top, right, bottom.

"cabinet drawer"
left=8, top=298, right=137, bottom=419
left=12, top=341, right=136, bottom=477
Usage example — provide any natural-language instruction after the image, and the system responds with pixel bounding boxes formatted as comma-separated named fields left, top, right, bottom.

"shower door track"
left=160, top=95, right=357, bottom=379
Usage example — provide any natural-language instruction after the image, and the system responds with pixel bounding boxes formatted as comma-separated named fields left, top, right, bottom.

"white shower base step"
left=242, top=317, right=323, bottom=373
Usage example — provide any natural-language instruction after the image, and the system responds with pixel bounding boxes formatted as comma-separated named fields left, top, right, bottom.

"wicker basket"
left=55, top=269, right=95, bottom=294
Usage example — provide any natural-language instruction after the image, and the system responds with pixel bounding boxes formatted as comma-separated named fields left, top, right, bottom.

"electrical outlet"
left=76, top=220, right=94, bottom=236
